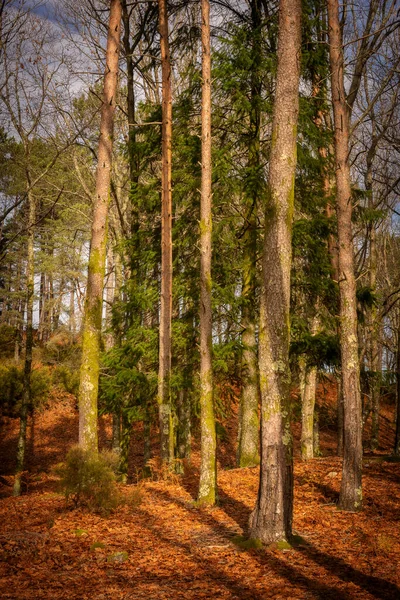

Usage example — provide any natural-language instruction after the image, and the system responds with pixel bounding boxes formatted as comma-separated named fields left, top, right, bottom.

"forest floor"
left=0, top=381, right=399, bottom=599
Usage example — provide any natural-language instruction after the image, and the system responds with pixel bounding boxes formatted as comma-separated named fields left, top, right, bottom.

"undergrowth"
left=56, top=446, right=142, bottom=515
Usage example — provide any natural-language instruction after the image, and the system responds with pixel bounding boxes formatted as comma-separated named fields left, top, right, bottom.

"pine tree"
left=249, top=0, right=302, bottom=544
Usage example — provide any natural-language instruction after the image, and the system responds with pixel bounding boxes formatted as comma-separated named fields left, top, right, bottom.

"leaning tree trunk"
left=78, top=0, right=122, bottom=454
left=198, top=0, right=216, bottom=506
left=157, top=0, right=174, bottom=465
left=327, top=0, right=363, bottom=511
left=13, top=186, right=35, bottom=496
left=238, top=0, right=261, bottom=469
left=249, top=0, right=301, bottom=544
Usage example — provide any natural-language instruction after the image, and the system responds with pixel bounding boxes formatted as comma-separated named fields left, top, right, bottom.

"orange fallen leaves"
left=0, top=392, right=399, bottom=599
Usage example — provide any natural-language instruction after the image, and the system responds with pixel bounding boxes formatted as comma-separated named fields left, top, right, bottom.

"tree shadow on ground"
left=146, top=487, right=351, bottom=599
left=132, top=493, right=353, bottom=600
left=153, top=485, right=400, bottom=600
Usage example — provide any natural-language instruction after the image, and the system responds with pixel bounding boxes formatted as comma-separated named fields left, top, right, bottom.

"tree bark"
left=394, top=318, right=400, bottom=456
left=249, top=0, right=301, bottom=544
left=157, top=0, right=174, bottom=465
left=13, top=187, right=35, bottom=496
left=300, top=316, right=320, bottom=460
left=327, top=0, right=363, bottom=511
left=365, top=143, right=380, bottom=451
left=78, top=0, right=122, bottom=454
left=238, top=0, right=261, bottom=470
left=198, top=0, right=216, bottom=506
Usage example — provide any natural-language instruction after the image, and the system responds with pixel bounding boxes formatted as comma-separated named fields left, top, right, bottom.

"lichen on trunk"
left=198, top=0, right=216, bottom=506
left=78, top=0, right=122, bottom=454
left=249, top=0, right=301, bottom=545
left=327, top=0, right=363, bottom=511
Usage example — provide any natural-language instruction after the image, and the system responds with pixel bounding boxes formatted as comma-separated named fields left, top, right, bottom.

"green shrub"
left=31, top=368, right=52, bottom=408
left=0, top=364, right=23, bottom=416
left=56, top=446, right=121, bottom=514
left=0, top=324, right=17, bottom=358
left=0, top=363, right=51, bottom=417
left=52, top=365, right=80, bottom=396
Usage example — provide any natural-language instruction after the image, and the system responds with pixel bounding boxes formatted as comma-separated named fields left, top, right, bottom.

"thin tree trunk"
left=13, top=188, right=35, bottom=496
left=394, top=320, right=400, bottom=456
left=13, top=253, right=23, bottom=363
left=327, top=0, right=363, bottom=511
left=365, top=145, right=380, bottom=451
left=157, top=0, right=174, bottom=465
left=112, top=413, right=121, bottom=454
left=78, top=0, right=122, bottom=454
left=119, top=411, right=131, bottom=483
left=176, top=388, right=191, bottom=463
left=198, top=0, right=216, bottom=506
left=38, top=271, right=45, bottom=343
left=69, top=282, right=75, bottom=336
left=249, top=0, right=301, bottom=544
left=144, top=403, right=151, bottom=467
left=105, top=246, right=115, bottom=351
left=300, top=316, right=319, bottom=460
left=238, top=0, right=261, bottom=469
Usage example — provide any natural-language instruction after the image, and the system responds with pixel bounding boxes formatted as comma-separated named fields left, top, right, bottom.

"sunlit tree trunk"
left=249, top=0, right=301, bottom=544
left=300, top=317, right=319, bottom=460
left=78, top=0, right=122, bottom=454
left=327, top=0, right=363, bottom=511
left=198, top=0, right=216, bottom=506
left=157, top=0, right=174, bottom=465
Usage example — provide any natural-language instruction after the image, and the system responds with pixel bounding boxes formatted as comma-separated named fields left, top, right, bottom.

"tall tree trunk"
left=157, top=0, right=174, bottom=465
left=249, top=0, right=301, bottom=544
left=300, top=361, right=318, bottom=460
left=13, top=188, right=35, bottom=496
left=365, top=143, right=380, bottom=451
left=327, top=0, right=363, bottom=511
left=198, top=0, right=216, bottom=506
left=13, top=253, right=23, bottom=362
left=238, top=0, right=261, bottom=469
left=38, top=271, right=45, bottom=343
left=176, top=387, right=191, bottom=463
left=78, top=0, right=122, bottom=454
left=69, top=281, right=76, bottom=336
left=394, top=317, right=400, bottom=456
left=300, top=315, right=320, bottom=460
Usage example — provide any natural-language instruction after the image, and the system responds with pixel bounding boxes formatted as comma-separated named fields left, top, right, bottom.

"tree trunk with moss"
left=327, top=0, right=362, bottom=511
left=198, top=0, right=216, bottom=506
left=300, top=316, right=319, bottom=460
left=249, top=0, right=301, bottom=544
left=13, top=186, right=35, bottom=496
left=78, top=0, right=122, bottom=454
left=238, top=0, right=261, bottom=470
left=157, top=0, right=174, bottom=465
left=300, top=360, right=318, bottom=460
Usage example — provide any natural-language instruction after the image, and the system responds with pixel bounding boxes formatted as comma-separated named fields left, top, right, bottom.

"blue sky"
left=10, top=0, right=59, bottom=24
